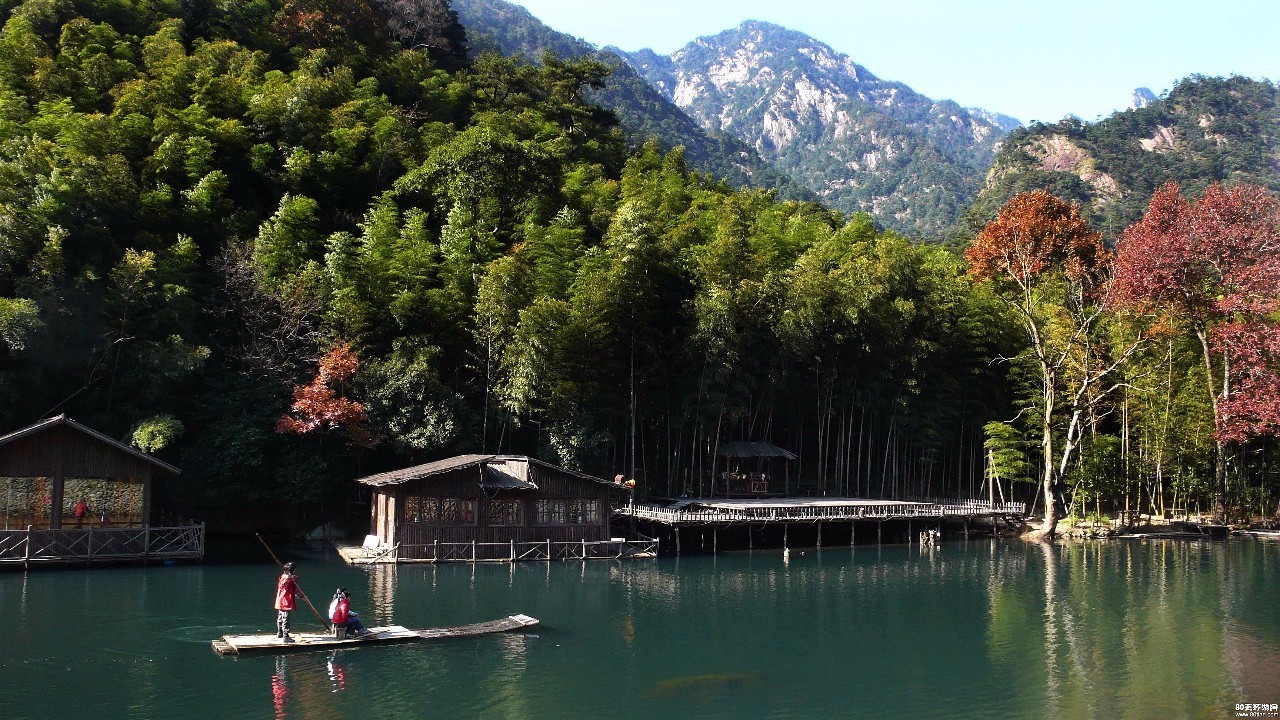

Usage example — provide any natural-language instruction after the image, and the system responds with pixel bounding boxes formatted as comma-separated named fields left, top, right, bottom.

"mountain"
left=613, top=21, right=1021, bottom=237
left=962, top=76, right=1279, bottom=241
left=1130, top=87, right=1157, bottom=110
left=452, top=0, right=808, bottom=199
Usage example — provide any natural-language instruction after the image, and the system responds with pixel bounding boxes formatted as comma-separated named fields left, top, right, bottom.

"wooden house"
left=355, top=455, right=634, bottom=561
left=0, top=414, right=205, bottom=568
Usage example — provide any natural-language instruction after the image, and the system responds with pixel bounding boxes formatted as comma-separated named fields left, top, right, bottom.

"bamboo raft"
left=211, top=614, right=539, bottom=656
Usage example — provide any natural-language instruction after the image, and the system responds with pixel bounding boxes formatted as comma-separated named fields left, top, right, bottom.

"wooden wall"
left=0, top=426, right=156, bottom=478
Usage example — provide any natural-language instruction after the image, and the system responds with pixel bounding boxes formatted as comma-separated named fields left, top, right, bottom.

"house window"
left=440, top=498, right=476, bottom=525
left=488, top=499, right=523, bottom=526
left=534, top=499, right=601, bottom=526
left=402, top=497, right=440, bottom=523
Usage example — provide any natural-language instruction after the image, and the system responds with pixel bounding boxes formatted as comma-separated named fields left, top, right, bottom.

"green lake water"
left=2, top=538, right=1279, bottom=719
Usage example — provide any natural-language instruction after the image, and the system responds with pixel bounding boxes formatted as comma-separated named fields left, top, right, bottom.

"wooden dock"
left=211, top=614, right=539, bottom=656
left=616, top=497, right=1027, bottom=555
left=617, top=497, right=1024, bottom=525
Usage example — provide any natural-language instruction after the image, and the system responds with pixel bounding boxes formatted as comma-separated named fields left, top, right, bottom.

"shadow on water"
left=650, top=670, right=768, bottom=700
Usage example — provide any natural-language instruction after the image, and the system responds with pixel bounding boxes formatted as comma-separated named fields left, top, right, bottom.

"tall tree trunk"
left=1042, top=371, right=1061, bottom=538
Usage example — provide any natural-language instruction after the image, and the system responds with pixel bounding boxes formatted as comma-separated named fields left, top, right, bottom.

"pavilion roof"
left=715, top=442, right=797, bottom=460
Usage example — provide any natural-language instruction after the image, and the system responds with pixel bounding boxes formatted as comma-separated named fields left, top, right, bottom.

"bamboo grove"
left=0, top=0, right=1276, bottom=529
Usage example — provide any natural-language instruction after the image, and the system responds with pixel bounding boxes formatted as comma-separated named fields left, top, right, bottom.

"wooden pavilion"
left=715, top=441, right=797, bottom=496
left=0, top=415, right=204, bottom=567
left=354, top=454, right=654, bottom=562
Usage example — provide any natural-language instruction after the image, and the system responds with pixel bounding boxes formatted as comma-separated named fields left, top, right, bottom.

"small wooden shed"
left=355, top=455, right=631, bottom=561
left=0, top=414, right=180, bottom=530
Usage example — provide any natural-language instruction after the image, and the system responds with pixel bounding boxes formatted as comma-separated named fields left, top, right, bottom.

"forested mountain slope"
left=453, top=0, right=807, bottom=198
left=961, top=76, right=1279, bottom=242
left=615, top=21, right=1021, bottom=238
left=0, top=0, right=1020, bottom=524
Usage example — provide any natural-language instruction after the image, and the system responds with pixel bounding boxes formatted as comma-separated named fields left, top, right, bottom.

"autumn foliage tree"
left=966, top=190, right=1132, bottom=539
left=1113, top=182, right=1280, bottom=519
left=277, top=344, right=373, bottom=446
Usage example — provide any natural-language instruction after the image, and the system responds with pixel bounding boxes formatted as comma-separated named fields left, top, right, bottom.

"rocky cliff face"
left=614, top=21, right=1021, bottom=236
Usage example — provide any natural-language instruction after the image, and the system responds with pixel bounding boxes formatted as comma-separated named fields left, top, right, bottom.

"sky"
left=507, top=0, right=1279, bottom=125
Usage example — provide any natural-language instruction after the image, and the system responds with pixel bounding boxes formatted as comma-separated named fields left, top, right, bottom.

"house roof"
left=716, top=441, right=797, bottom=460
left=354, top=454, right=629, bottom=491
left=0, top=414, right=181, bottom=475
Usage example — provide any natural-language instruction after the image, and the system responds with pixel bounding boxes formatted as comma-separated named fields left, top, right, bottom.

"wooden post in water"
left=143, top=525, right=150, bottom=565
left=908, top=520, right=911, bottom=545
left=783, top=524, right=788, bottom=551
left=581, top=538, right=586, bottom=560
left=713, top=527, right=717, bottom=554
left=675, top=527, right=681, bottom=556
left=817, top=522, right=822, bottom=548
left=851, top=521, right=855, bottom=546
left=87, top=525, right=93, bottom=567
left=433, top=539, right=439, bottom=562
left=546, top=538, right=551, bottom=561
left=24, top=525, right=31, bottom=570
left=471, top=539, right=476, bottom=563
left=877, top=522, right=882, bottom=546
left=510, top=539, right=515, bottom=563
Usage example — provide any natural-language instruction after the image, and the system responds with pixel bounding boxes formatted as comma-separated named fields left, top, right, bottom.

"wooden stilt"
left=877, top=522, right=882, bottom=546
left=851, top=521, right=855, bottom=546
left=908, top=520, right=911, bottom=545
left=675, top=527, right=681, bottom=556
left=817, top=522, right=822, bottom=548
left=784, top=524, right=789, bottom=550
left=713, top=527, right=718, bottom=554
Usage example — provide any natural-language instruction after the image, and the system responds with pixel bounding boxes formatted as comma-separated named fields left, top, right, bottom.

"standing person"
left=73, top=498, right=88, bottom=529
left=328, top=588, right=370, bottom=638
left=274, top=562, right=299, bottom=642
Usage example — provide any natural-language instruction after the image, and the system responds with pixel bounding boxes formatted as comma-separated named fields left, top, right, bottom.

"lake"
left=1, top=538, right=1278, bottom=719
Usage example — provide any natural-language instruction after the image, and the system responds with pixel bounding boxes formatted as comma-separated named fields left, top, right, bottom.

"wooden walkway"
left=616, top=498, right=1025, bottom=526
left=212, top=614, right=539, bottom=655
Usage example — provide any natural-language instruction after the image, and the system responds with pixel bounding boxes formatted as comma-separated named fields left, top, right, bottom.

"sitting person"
left=328, top=588, right=370, bottom=638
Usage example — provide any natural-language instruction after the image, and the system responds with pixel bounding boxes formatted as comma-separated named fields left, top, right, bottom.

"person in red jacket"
left=328, top=588, right=370, bottom=638
left=274, top=562, right=299, bottom=642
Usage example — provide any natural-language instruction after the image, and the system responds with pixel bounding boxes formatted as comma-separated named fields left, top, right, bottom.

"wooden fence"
left=0, top=524, right=205, bottom=568
left=393, top=536, right=659, bottom=563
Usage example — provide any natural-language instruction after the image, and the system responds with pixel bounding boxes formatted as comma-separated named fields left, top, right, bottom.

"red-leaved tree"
left=277, top=343, right=373, bottom=446
left=1113, top=182, right=1280, bottom=519
left=967, top=190, right=1143, bottom=539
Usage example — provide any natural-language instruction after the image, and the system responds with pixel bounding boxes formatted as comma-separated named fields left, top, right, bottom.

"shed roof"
left=354, top=454, right=627, bottom=490
left=0, top=414, right=181, bottom=475
left=715, top=441, right=797, bottom=460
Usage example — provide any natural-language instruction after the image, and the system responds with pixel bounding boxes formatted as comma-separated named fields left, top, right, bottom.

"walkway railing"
left=0, top=524, right=206, bottom=567
left=393, top=536, right=659, bottom=563
left=616, top=499, right=1025, bottom=525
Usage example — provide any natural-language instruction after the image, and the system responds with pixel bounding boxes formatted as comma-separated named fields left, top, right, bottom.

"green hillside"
left=960, top=76, right=1279, bottom=243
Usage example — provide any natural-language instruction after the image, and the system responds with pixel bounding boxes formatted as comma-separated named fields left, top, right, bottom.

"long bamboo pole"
left=256, top=533, right=330, bottom=631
